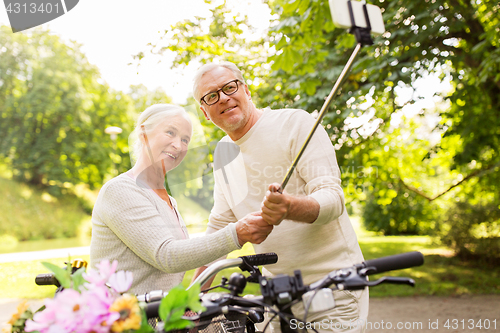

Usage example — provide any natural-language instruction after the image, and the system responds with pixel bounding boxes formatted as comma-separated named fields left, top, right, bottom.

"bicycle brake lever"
left=238, top=257, right=262, bottom=283
left=366, top=276, right=415, bottom=287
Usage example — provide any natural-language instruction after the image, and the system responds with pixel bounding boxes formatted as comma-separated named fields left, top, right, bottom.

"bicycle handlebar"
left=362, top=251, right=424, bottom=275
left=142, top=251, right=424, bottom=322
left=187, top=252, right=278, bottom=290
left=35, top=273, right=61, bottom=287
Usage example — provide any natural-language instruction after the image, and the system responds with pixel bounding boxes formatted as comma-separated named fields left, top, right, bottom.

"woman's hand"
left=235, top=212, right=273, bottom=246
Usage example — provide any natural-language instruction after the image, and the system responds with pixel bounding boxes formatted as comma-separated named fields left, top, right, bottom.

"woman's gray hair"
left=129, top=104, right=192, bottom=165
left=192, top=61, right=246, bottom=103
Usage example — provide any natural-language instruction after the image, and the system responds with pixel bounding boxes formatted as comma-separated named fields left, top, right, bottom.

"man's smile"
left=221, top=106, right=237, bottom=114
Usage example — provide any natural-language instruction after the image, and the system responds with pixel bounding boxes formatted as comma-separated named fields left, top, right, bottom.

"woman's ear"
left=140, top=125, right=149, bottom=143
left=138, top=132, right=146, bottom=144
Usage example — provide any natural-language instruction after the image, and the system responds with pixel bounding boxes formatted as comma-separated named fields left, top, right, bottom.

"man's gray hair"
left=129, top=104, right=192, bottom=164
left=192, top=61, right=246, bottom=103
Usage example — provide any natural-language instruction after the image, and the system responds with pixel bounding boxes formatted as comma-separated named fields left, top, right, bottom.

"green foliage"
left=158, top=283, right=205, bottom=331
left=137, top=1, right=270, bottom=85
left=128, top=84, right=173, bottom=113
left=363, top=185, right=436, bottom=235
left=0, top=26, right=177, bottom=198
left=438, top=201, right=500, bottom=262
left=0, top=26, right=135, bottom=190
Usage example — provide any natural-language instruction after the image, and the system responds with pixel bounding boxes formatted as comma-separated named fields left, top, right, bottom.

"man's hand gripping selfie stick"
left=277, top=0, right=385, bottom=193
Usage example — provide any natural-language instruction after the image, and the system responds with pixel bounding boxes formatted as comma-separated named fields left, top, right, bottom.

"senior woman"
left=90, top=104, right=272, bottom=294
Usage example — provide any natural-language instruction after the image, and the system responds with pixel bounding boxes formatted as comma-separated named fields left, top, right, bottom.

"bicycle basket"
left=165, top=313, right=247, bottom=333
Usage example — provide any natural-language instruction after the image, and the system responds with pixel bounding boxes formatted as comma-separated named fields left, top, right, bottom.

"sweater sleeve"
left=285, top=110, right=345, bottom=225
left=97, top=178, right=241, bottom=273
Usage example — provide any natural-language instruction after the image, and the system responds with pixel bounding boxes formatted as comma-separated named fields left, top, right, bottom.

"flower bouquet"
left=3, top=260, right=204, bottom=333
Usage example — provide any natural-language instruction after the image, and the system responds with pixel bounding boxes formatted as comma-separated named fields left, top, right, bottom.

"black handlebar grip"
left=363, top=251, right=424, bottom=275
left=241, top=253, right=278, bottom=266
left=143, top=301, right=160, bottom=318
left=35, top=273, right=60, bottom=287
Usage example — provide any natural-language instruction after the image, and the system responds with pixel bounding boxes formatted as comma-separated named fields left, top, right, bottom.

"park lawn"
left=0, top=237, right=499, bottom=300
left=359, top=236, right=500, bottom=297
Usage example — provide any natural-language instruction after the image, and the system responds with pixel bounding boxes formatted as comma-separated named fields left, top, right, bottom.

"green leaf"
left=157, top=284, right=204, bottom=331
left=41, top=262, right=71, bottom=289
left=164, top=318, right=194, bottom=332
left=71, top=267, right=86, bottom=291
left=158, top=285, right=187, bottom=321
left=282, top=0, right=300, bottom=14
left=136, top=309, right=155, bottom=333
left=186, top=283, right=206, bottom=313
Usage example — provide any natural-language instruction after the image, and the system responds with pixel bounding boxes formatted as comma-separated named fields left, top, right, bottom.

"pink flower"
left=25, top=259, right=136, bottom=333
left=78, top=285, right=120, bottom=332
left=83, top=259, right=118, bottom=287
left=108, top=270, right=133, bottom=294
left=25, top=289, right=84, bottom=333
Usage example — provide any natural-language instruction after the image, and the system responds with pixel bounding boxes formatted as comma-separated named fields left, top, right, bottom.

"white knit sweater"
left=207, top=108, right=364, bottom=286
left=90, top=173, right=241, bottom=295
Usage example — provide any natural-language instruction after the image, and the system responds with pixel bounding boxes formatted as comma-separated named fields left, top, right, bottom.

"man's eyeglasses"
left=200, top=79, right=241, bottom=106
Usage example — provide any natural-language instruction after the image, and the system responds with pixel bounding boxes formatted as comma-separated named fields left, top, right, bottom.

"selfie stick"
left=279, top=0, right=381, bottom=192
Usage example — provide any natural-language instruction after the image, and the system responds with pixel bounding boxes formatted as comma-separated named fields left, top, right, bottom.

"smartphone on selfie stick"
left=278, top=0, right=386, bottom=193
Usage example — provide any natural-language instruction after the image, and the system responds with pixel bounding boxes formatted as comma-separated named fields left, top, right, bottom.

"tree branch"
left=398, top=161, right=500, bottom=201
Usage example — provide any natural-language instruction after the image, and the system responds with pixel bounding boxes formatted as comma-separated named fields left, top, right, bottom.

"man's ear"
left=244, top=84, right=252, bottom=100
left=200, top=105, right=210, bottom=120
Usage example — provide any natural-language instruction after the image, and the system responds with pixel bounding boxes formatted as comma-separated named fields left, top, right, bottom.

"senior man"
left=192, top=61, right=368, bottom=332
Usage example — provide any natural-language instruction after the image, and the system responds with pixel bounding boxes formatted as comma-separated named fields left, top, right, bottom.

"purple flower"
left=108, top=270, right=133, bottom=294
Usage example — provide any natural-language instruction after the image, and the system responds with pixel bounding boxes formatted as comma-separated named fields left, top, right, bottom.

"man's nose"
left=219, top=92, right=230, bottom=103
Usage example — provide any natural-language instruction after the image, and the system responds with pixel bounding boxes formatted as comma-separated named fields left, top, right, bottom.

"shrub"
left=362, top=185, right=438, bottom=235
left=438, top=201, right=500, bottom=262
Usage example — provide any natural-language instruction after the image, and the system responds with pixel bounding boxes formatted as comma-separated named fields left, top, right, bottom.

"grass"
left=0, top=177, right=90, bottom=242
left=0, top=237, right=91, bottom=254
left=359, top=236, right=500, bottom=297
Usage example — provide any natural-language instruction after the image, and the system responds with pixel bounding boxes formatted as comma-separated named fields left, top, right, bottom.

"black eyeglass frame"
left=200, top=79, right=242, bottom=106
